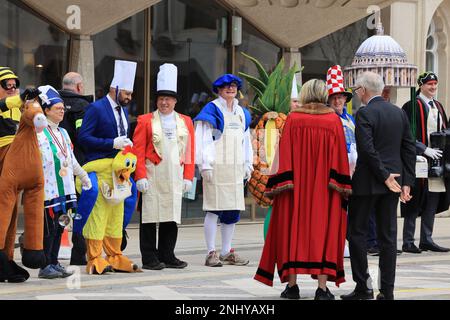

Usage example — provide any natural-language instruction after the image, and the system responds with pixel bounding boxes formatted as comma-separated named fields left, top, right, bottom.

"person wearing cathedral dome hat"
left=194, top=73, right=253, bottom=267
left=133, top=63, right=194, bottom=270
left=401, top=71, right=450, bottom=254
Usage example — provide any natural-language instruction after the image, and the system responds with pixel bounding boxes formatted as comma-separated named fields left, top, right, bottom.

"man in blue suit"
left=76, top=60, right=138, bottom=273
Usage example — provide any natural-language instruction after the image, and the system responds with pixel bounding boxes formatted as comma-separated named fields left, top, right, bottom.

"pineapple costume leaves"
left=239, top=52, right=301, bottom=207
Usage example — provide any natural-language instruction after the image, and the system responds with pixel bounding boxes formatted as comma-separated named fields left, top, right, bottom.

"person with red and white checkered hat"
left=326, top=65, right=355, bottom=154
left=327, top=65, right=355, bottom=260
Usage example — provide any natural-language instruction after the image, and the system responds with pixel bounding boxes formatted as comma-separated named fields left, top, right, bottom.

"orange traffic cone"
left=58, top=228, right=72, bottom=260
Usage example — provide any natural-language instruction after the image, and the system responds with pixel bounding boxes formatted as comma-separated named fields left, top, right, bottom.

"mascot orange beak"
left=116, top=169, right=131, bottom=183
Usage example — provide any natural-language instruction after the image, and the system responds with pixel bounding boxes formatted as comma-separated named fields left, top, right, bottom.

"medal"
left=59, top=168, right=67, bottom=177
left=48, top=126, right=70, bottom=170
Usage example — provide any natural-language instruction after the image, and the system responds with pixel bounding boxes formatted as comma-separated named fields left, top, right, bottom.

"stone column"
left=68, top=34, right=95, bottom=97
left=282, top=48, right=302, bottom=85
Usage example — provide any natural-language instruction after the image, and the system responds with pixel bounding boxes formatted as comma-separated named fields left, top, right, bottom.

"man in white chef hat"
left=77, top=60, right=139, bottom=274
left=133, top=63, right=195, bottom=270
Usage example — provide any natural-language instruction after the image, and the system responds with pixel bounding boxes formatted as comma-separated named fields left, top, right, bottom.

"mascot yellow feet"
left=103, top=237, right=141, bottom=272
left=86, top=239, right=113, bottom=275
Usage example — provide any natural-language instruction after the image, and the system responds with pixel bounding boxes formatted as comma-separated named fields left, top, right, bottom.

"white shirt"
left=419, top=93, right=442, bottom=132
left=159, top=110, right=176, bottom=140
left=195, top=96, right=253, bottom=172
left=107, top=93, right=129, bottom=136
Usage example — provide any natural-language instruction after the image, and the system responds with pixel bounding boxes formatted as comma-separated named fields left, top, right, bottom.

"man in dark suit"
left=341, top=72, right=416, bottom=300
left=77, top=60, right=138, bottom=274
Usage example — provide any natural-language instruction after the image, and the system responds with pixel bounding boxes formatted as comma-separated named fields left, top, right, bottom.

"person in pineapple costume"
left=77, top=60, right=139, bottom=274
left=194, top=74, right=253, bottom=267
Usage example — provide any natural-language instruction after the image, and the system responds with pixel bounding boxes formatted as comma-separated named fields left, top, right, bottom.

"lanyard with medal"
left=48, top=126, right=69, bottom=177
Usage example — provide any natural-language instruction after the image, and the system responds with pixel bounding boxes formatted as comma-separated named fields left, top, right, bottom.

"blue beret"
left=212, top=74, right=242, bottom=93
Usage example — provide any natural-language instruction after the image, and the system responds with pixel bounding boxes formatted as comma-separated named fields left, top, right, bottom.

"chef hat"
left=156, top=63, right=178, bottom=99
left=291, top=74, right=299, bottom=99
left=110, top=60, right=137, bottom=92
left=38, top=85, right=63, bottom=108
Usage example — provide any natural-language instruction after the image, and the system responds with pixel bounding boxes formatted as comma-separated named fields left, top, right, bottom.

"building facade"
left=2, top=0, right=448, bottom=222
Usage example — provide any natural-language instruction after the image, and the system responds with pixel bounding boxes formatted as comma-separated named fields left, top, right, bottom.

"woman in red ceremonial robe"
left=254, top=79, right=351, bottom=300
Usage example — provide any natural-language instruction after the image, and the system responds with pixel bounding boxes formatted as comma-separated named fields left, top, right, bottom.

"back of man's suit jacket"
left=352, top=96, right=416, bottom=196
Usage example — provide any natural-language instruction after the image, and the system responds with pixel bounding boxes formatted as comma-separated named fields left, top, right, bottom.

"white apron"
left=142, top=112, right=187, bottom=224
left=203, top=110, right=245, bottom=211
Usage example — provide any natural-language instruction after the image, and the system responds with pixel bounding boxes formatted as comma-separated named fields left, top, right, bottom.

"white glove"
left=79, top=172, right=92, bottom=190
left=424, top=147, right=443, bottom=160
left=113, top=136, right=133, bottom=150
left=244, top=164, right=253, bottom=180
left=136, top=178, right=149, bottom=193
left=183, top=179, right=193, bottom=193
left=201, top=170, right=213, bottom=183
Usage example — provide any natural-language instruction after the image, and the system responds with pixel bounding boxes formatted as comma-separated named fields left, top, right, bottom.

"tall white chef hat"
left=291, top=74, right=299, bottom=99
left=110, top=60, right=137, bottom=92
left=156, top=63, right=178, bottom=99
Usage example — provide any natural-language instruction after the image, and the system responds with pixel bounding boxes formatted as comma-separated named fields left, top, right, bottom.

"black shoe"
left=419, top=242, right=450, bottom=252
left=376, top=292, right=394, bottom=300
left=396, top=249, right=403, bottom=255
left=164, top=258, right=188, bottom=269
left=402, top=243, right=422, bottom=254
left=142, top=261, right=166, bottom=270
left=280, top=284, right=300, bottom=299
left=315, top=287, right=335, bottom=300
left=367, top=247, right=380, bottom=256
left=340, top=288, right=374, bottom=300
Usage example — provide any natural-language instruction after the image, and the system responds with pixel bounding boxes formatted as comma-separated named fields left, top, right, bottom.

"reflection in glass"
left=0, top=0, right=68, bottom=88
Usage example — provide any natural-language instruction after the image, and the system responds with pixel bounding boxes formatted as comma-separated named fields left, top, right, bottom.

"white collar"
left=47, top=118, right=59, bottom=130
left=217, top=96, right=238, bottom=113
left=158, top=110, right=175, bottom=119
left=106, top=93, right=119, bottom=108
left=419, top=93, right=434, bottom=106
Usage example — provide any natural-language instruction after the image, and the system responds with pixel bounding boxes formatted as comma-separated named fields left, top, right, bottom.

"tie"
left=429, top=101, right=440, bottom=130
left=429, top=101, right=434, bottom=109
left=115, top=106, right=126, bottom=136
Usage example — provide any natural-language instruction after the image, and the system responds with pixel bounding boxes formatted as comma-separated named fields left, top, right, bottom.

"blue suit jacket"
left=78, top=96, right=129, bottom=162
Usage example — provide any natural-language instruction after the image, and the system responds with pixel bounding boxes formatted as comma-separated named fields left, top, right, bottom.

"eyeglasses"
left=221, top=83, right=238, bottom=89
left=1, top=81, right=17, bottom=90
left=352, top=86, right=363, bottom=96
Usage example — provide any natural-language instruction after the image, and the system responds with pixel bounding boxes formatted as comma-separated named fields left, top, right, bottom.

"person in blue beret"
left=194, top=74, right=253, bottom=267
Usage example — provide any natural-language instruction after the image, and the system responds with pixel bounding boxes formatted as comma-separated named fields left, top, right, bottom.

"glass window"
left=151, top=0, right=229, bottom=119
left=426, top=20, right=437, bottom=73
left=0, top=0, right=68, bottom=89
left=92, top=11, right=146, bottom=137
left=151, top=0, right=229, bottom=221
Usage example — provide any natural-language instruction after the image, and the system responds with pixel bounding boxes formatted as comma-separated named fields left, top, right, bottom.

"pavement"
left=1, top=217, right=450, bottom=300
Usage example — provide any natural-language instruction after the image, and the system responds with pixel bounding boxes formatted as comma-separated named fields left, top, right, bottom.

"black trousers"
left=139, top=220, right=178, bottom=265
left=348, top=193, right=399, bottom=296
left=43, top=209, right=65, bottom=267
left=403, top=192, right=439, bottom=247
